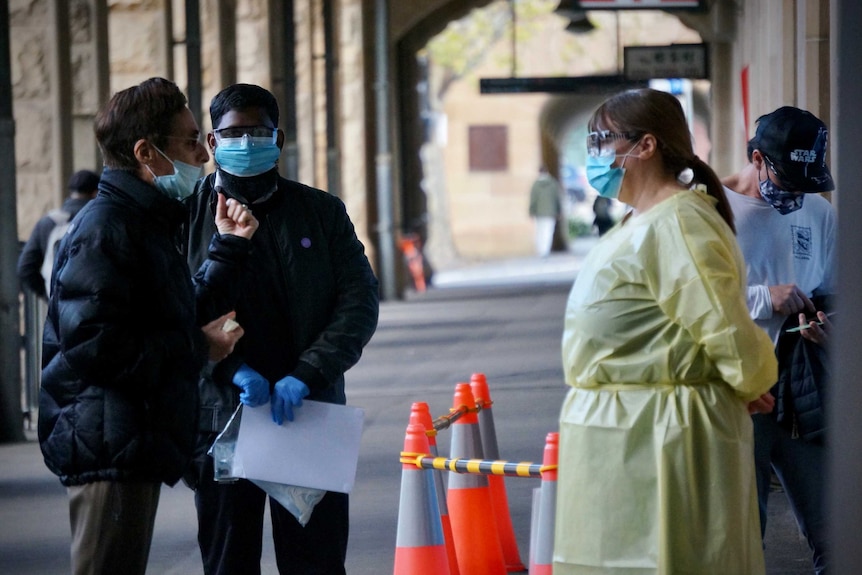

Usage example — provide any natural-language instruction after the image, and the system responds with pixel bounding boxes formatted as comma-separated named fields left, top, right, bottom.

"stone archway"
left=392, top=0, right=497, bottom=274
left=393, top=3, right=703, bottom=266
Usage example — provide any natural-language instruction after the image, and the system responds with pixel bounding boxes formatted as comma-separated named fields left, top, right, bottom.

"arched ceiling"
left=392, top=0, right=496, bottom=51
left=392, top=1, right=720, bottom=53
left=393, top=0, right=718, bottom=155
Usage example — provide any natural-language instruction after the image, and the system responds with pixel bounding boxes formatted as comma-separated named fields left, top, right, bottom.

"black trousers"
left=193, top=457, right=349, bottom=575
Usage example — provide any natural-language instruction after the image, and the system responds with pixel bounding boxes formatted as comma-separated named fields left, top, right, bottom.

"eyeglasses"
left=213, top=125, right=276, bottom=140
left=587, top=130, right=635, bottom=158
left=762, top=155, right=799, bottom=192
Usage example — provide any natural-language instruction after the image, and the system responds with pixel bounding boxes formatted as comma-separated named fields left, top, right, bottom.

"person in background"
left=38, top=77, right=258, bottom=575
left=183, top=83, right=379, bottom=575
left=528, top=165, right=562, bottom=257
left=554, top=88, right=777, bottom=574
left=591, top=195, right=614, bottom=236
left=17, top=169, right=100, bottom=299
left=722, top=106, right=835, bottom=575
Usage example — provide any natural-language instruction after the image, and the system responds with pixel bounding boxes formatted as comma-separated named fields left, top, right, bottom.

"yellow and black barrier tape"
left=400, top=452, right=557, bottom=479
left=431, top=401, right=485, bottom=432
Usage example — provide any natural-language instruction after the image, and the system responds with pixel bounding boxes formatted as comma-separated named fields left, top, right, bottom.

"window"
left=469, top=125, right=508, bottom=171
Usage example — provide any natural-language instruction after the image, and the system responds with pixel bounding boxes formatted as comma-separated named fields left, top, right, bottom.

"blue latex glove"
left=231, top=364, right=271, bottom=407
left=271, top=376, right=310, bottom=425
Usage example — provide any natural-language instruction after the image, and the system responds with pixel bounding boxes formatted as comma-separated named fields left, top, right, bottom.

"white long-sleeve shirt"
left=725, top=186, right=836, bottom=344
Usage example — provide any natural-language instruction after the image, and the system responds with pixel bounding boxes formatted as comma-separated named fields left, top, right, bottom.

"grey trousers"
left=68, top=481, right=161, bottom=575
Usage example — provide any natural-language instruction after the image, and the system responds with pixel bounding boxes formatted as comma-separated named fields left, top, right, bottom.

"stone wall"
left=13, top=0, right=373, bottom=255
left=337, top=0, right=372, bottom=258
left=12, top=0, right=58, bottom=239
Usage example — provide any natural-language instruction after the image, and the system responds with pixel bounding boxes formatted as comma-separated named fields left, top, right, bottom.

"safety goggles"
left=214, top=125, right=277, bottom=140
left=587, top=130, right=635, bottom=158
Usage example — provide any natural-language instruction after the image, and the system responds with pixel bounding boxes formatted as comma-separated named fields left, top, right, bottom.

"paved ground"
left=0, top=246, right=815, bottom=574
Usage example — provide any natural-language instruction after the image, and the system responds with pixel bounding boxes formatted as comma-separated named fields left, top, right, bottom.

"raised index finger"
left=216, top=192, right=228, bottom=221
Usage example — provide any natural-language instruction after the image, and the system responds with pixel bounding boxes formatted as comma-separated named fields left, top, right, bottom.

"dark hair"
left=94, top=78, right=189, bottom=170
left=209, top=84, right=280, bottom=129
left=589, top=88, right=734, bottom=233
left=67, top=169, right=100, bottom=194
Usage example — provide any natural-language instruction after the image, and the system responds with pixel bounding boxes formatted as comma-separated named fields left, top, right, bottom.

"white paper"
left=234, top=400, right=365, bottom=493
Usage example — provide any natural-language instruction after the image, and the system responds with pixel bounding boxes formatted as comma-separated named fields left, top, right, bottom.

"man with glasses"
left=183, top=83, right=379, bottom=575
left=38, top=77, right=256, bottom=575
left=722, top=106, right=835, bottom=575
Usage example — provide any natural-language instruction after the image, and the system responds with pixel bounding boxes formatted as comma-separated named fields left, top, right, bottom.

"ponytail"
left=687, top=156, right=735, bottom=234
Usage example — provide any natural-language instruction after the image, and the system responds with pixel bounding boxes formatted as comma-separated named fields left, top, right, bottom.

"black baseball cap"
left=750, top=106, right=834, bottom=193
left=67, top=170, right=100, bottom=193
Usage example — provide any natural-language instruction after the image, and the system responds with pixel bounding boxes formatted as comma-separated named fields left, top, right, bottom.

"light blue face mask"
left=214, top=133, right=281, bottom=177
left=147, top=146, right=203, bottom=200
left=585, top=143, right=639, bottom=200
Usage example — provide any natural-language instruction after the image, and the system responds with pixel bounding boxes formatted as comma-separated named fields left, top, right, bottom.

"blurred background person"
left=17, top=169, right=100, bottom=300
left=528, top=165, right=562, bottom=257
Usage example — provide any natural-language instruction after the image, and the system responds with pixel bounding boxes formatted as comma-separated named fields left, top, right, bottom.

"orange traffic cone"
left=470, top=373, right=526, bottom=572
left=530, top=432, right=558, bottom=575
left=447, top=383, right=507, bottom=575
left=399, top=233, right=427, bottom=292
left=410, top=402, right=460, bottom=575
left=394, top=422, right=451, bottom=575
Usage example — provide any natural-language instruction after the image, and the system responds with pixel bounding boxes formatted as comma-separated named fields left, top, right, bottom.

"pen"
left=785, top=311, right=836, bottom=333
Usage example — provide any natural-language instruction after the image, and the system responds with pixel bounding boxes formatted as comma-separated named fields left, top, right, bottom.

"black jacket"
left=773, top=302, right=831, bottom=443
left=38, top=169, right=251, bottom=486
left=184, top=172, right=379, bottom=436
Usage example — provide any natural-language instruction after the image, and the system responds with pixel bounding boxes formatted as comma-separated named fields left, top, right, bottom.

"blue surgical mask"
left=585, top=143, right=639, bottom=200
left=214, top=133, right=281, bottom=177
left=759, top=173, right=804, bottom=215
left=147, top=146, right=203, bottom=200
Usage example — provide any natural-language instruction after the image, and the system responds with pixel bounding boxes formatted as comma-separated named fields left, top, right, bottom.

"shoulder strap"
left=46, top=208, right=71, bottom=226
left=40, top=212, right=73, bottom=297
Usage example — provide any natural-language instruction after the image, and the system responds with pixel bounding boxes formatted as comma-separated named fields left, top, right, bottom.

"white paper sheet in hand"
left=234, top=400, right=365, bottom=493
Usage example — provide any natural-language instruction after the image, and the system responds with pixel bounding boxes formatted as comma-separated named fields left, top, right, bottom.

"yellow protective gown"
left=554, top=190, right=778, bottom=575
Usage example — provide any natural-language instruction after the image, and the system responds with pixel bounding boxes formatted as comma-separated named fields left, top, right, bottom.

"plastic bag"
left=208, top=404, right=244, bottom=483
left=251, top=480, right=326, bottom=527
left=207, top=403, right=327, bottom=526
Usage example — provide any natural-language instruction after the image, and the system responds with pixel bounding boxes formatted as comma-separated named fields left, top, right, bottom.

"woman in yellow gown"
left=554, top=89, right=778, bottom=575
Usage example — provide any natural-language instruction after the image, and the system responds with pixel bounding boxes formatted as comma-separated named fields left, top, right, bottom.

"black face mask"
left=215, top=167, right=279, bottom=204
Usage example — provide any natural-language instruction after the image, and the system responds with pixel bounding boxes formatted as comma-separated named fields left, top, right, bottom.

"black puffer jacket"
left=773, top=297, right=832, bottom=443
left=38, top=169, right=251, bottom=487
left=184, top=172, right=379, bottom=438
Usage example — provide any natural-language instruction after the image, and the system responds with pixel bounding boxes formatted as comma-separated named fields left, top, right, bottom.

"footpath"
left=0, top=245, right=813, bottom=574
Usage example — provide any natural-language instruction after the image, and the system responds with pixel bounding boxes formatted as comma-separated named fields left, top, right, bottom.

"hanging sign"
left=574, top=0, right=706, bottom=9
left=623, top=44, right=708, bottom=80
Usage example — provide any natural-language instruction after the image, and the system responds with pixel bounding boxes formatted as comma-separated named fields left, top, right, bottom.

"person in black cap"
left=17, top=169, right=101, bottom=300
left=722, top=105, right=834, bottom=575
